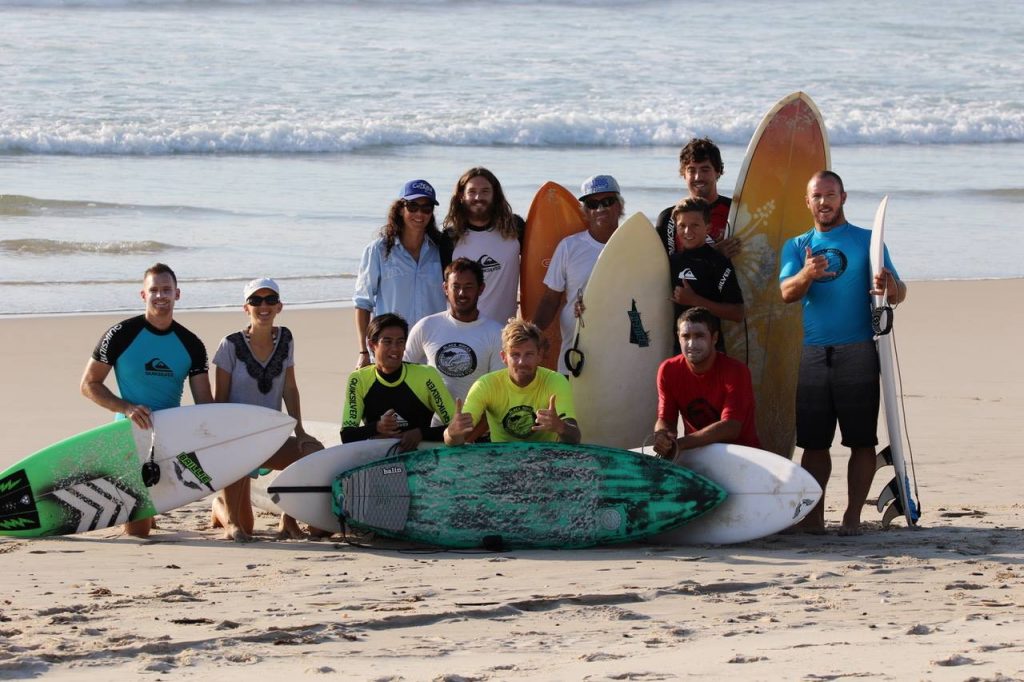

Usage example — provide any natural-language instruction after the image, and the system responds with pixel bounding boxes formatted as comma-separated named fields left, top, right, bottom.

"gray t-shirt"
left=212, top=327, right=295, bottom=410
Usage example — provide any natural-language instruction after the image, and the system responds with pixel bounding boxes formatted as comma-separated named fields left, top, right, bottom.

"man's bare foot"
left=276, top=515, right=306, bottom=540
left=839, top=511, right=863, bottom=536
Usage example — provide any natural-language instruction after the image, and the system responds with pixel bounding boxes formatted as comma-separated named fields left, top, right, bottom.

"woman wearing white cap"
left=211, top=277, right=323, bottom=541
left=352, top=179, right=451, bottom=369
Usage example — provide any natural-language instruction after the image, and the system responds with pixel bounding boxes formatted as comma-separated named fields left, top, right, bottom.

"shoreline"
left=0, top=275, right=1020, bottom=320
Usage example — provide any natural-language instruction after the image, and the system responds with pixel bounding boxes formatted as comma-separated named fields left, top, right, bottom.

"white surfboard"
left=250, top=420, right=339, bottom=517
left=633, top=443, right=822, bottom=544
left=265, top=438, right=441, bottom=533
left=143, top=404, right=296, bottom=513
left=569, top=212, right=674, bottom=449
left=869, top=196, right=921, bottom=528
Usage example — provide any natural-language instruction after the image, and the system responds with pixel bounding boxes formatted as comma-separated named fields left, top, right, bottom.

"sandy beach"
left=1, top=279, right=1022, bottom=680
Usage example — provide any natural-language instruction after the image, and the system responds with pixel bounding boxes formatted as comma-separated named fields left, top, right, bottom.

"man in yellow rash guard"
left=444, top=319, right=579, bottom=445
left=342, top=313, right=455, bottom=453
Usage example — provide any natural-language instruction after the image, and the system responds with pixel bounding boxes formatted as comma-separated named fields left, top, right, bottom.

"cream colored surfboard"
left=569, top=212, right=673, bottom=449
left=723, top=91, right=831, bottom=458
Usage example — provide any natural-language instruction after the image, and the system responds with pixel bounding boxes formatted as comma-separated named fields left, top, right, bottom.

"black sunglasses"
left=247, top=294, right=280, bottom=306
left=583, top=196, right=619, bottom=210
left=404, top=201, right=434, bottom=214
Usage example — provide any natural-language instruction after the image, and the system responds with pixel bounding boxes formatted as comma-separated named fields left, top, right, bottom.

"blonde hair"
left=502, top=318, right=546, bottom=352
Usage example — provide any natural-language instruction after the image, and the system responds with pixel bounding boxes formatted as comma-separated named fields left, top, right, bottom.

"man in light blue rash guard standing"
left=80, top=262, right=212, bottom=538
left=779, top=171, right=907, bottom=536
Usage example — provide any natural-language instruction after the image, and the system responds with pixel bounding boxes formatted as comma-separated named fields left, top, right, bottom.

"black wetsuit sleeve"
left=422, top=424, right=447, bottom=441
left=341, top=424, right=376, bottom=443
left=91, top=315, right=146, bottom=366
left=720, top=257, right=744, bottom=304
left=173, top=322, right=210, bottom=376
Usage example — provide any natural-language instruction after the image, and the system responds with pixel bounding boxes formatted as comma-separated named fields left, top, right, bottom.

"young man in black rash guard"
left=655, top=137, right=742, bottom=259
left=341, top=313, right=456, bottom=453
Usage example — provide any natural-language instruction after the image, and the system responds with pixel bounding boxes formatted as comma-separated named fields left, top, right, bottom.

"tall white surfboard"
left=634, top=443, right=822, bottom=544
left=869, top=196, right=921, bottom=528
left=569, top=212, right=674, bottom=449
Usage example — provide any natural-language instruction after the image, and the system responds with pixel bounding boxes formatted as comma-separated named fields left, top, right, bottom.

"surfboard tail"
left=0, top=469, right=41, bottom=534
left=877, top=474, right=921, bottom=529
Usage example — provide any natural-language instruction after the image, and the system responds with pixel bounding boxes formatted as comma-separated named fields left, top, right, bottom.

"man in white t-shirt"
left=405, top=257, right=504, bottom=403
left=442, top=167, right=526, bottom=323
left=530, top=174, right=625, bottom=374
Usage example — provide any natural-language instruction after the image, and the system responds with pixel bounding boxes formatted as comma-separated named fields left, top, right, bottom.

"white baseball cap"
left=243, top=277, right=280, bottom=300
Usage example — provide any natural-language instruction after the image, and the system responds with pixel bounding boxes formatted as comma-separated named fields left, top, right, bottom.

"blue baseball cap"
left=400, top=179, right=439, bottom=205
left=578, top=174, right=621, bottom=200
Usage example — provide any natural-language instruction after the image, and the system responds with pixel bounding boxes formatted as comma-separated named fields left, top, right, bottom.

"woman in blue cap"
left=352, top=179, right=452, bottom=369
left=211, top=277, right=324, bottom=541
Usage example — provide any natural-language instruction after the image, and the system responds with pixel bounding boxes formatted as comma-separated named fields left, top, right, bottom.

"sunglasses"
left=246, top=294, right=280, bottom=306
left=583, top=196, right=619, bottom=210
left=404, top=201, right=434, bottom=214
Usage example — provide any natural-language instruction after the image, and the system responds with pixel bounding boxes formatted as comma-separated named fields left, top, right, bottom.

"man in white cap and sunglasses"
left=531, top=174, right=624, bottom=375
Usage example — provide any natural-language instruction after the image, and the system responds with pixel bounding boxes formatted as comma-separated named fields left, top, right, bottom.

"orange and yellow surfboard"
left=724, top=92, right=831, bottom=458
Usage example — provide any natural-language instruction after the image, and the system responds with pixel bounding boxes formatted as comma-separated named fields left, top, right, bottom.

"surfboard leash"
left=564, top=289, right=585, bottom=378
left=890, top=324, right=922, bottom=520
left=141, top=428, right=160, bottom=487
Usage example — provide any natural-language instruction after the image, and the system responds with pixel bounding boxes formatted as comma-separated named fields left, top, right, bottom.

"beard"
left=816, top=206, right=846, bottom=229
left=465, top=200, right=493, bottom=223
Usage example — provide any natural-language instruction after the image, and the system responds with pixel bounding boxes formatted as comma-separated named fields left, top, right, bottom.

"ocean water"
left=1, top=0, right=1022, bottom=315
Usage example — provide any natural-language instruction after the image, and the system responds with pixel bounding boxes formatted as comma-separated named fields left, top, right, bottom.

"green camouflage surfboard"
left=332, top=442, right=726, bottom=549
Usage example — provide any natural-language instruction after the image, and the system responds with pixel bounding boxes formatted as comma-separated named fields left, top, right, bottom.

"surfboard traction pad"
left=0, top=420, right=156, bottom=537
left=331, top=442, right=727, bottom=550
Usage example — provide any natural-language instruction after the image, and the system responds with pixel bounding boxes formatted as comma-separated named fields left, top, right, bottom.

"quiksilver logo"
left=718, top=267, right=732, bottom=292
left=478, top=255, right=501, bottom=273
left=96, top=323, right=123, bottom=364
left=145, top=357, right=173, bottom=377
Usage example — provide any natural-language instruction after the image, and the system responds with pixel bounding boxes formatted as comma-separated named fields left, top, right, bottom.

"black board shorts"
left=796, top=340, right=880, bottom=450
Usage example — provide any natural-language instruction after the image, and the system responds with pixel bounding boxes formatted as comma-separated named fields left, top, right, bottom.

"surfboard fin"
left=876, top=478, right=898, bottom=513
left=881, top=502, right=903, bottom=529
left=875, top=445, right=893, bottom=471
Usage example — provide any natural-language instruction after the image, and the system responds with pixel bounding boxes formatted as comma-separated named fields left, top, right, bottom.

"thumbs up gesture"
left=532, top=394, right=564, bottom=434
left=444, top=398, right=475, bottom=445
left=673, top=279, right=699, bottom=306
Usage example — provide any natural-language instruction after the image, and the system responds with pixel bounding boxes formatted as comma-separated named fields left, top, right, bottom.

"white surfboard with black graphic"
left=569, top=212, right=674, bottom=449
left=0, top=404, right=295, bottom=537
